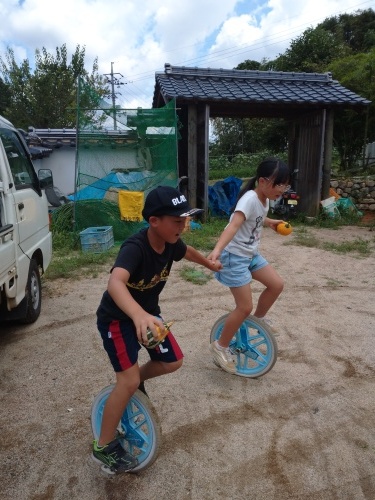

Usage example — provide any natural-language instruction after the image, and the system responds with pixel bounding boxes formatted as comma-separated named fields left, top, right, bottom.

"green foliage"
left=209, top=150, right=288, bottom=180
left=274, top=27, right=349, bottom=73
left=51, top=200, right=147, bottom=242
left=47, top=215, right=119, bottom=279
left=328, top=49, right=375, bottom=170
left=46, top=218, right=228, bottom=281
left=236, top=60, right=262, bottom=70
left=46, top=244, right=118, bottom=280
left=181, top=218, right=227, bottom=251
left=0, top=77, right=11, bottom=115
left=210, top=117, right=288, bottom=160
left=296, top=205, right=369, bottom=230
left=209, top=154, right=231, bottom=172
left=320, top=9, right=375, bottom=53
left=0, top=44, right=107, bottom=129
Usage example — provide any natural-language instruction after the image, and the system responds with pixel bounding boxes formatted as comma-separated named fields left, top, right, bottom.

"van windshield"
left=0, top=127, right=38, bottom=190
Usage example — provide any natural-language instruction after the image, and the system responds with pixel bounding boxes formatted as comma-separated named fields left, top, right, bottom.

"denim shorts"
left=215, top=250, right=269, bottom=288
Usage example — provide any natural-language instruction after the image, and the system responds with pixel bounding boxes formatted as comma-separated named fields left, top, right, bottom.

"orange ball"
left=276, top=222, right=293, bottom=236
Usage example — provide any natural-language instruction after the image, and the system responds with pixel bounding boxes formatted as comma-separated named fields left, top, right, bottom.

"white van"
left=0, top=115, right=52, bottom=323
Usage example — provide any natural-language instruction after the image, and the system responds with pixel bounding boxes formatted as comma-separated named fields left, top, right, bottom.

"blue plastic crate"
left=79, top=226, right=114, bottom=253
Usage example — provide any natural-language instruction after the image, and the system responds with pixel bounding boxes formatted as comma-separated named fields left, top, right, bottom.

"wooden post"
left=187, top=104, right=197, bottom=207
left=322, top=109, right=334, bottom=200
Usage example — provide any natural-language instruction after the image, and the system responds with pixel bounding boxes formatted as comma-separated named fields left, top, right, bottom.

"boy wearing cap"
left=92, top=185, right=221, bottom=474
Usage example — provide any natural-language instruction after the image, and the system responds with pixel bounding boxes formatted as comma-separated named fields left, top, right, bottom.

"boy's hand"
left=134, top=315, right=165, bottom=345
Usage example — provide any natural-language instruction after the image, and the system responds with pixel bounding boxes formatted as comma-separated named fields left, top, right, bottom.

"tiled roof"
left=153, top=64, right=371, bottom=110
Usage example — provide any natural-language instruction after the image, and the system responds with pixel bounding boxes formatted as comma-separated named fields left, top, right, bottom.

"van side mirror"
left=38, top=169, right=53, bottom=189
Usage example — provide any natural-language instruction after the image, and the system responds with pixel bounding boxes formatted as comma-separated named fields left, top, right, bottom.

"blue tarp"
left=208, top=176, right=242, bottom=217
left=68, top=170, right=171, bottom=201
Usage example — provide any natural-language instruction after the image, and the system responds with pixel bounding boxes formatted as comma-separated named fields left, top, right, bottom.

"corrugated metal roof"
left=153, top=64, right=371, bottom=109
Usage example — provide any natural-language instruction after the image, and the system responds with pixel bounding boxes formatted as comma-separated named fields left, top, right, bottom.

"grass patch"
left=322, top=238, right=371, bottom=256
left=179, top=266, right=213, bottom=285
left=181, top=217, right=227, bottom=251
left=46, top=218, right=227, bottom=282
left=45, top=244, right=119, bottom=280
left=46, top=215, right=373, bottom=282
left=284, top=227, right=321, bottom=248
left=286, top=228, right=374, bottom=256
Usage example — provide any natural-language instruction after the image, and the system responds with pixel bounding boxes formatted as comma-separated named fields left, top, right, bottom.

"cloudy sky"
left=0, top=0, right=373, bottom=109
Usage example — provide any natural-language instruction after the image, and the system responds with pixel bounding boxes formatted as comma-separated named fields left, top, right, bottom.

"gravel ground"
left=1, top=225, right=375, bottom=500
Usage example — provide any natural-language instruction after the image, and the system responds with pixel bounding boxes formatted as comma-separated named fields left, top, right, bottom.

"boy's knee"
left=116, top=370, right=140, bottom=395
left=164, top=358, right=183, bottom=374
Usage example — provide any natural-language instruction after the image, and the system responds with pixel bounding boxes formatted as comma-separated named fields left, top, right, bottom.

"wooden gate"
left=289, top=110, right=326, bottom=216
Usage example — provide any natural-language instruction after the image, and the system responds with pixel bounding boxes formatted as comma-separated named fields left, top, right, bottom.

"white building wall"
left=33, top=148, right=76, bottom=195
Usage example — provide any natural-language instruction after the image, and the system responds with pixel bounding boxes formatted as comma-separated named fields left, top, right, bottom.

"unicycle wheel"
left=210, top=314, right=278, bottom=378
left=91, top=385, right=161, bottom=472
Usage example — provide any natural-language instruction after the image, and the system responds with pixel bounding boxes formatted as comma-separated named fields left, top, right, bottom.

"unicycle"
left=91, top=385, right=161, bottom=474
left=210, top=314, right=278, bottom=377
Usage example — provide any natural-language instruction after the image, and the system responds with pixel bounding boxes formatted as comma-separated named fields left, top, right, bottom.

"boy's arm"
left=184, top=245, right=222, bottom=271
left=108, top=267, right=164, bottom=343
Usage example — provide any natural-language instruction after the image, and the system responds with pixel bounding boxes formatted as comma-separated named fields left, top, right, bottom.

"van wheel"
left=19, top=259, right=42, bottom=324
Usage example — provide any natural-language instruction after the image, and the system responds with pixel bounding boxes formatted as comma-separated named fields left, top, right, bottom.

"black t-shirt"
left=97, top=228, right=187, bottom=322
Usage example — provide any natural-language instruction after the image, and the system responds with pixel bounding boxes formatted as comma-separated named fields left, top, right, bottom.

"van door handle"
left=18, top=202, right=24, bottom=210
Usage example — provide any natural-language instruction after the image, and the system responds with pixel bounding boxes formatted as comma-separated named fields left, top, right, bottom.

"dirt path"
left=1, top=225, right=375, bottom=499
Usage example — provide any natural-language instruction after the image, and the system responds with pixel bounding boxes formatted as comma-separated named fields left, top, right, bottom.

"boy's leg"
left=251, top=264, right=284, bottom=318
left=98, top=363, right=140, bottom=446
left=140, top=358, right=183, bottom=381
left=139, top=331, right=183, bottom=385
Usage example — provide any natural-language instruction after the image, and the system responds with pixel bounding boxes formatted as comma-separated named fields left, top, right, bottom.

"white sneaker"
left=261, top=317, right=273, bottom=327
left=210, top=341, right=236, bottom=374
left=257, top=317, right=278, bottom=335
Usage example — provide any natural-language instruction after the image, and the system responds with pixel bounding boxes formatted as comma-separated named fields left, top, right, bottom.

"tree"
left=273, top=27, right=349, bottom=73
left=0, top=77, right=11, bottom=115
left=0, top=44, right=107, bottom=129
left=236, top=60, right=262, bottom=71
left=320, top=9, right=375, bottom=53
left=328, top=49, right=375, bottom=170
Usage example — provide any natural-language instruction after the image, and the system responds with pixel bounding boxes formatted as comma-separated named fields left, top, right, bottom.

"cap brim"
left=178, top=208, right=204, bottom=217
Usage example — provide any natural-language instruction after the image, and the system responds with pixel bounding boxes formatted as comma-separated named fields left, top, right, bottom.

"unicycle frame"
left=91, top=385, right=161, bottom=472
left=210, top=314, right=278, bottom=377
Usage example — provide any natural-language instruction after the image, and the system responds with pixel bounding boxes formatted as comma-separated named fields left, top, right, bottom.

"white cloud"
left=0, top=0, right=372, bottom=109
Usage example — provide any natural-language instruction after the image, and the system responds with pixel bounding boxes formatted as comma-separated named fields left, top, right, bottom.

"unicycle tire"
left=91, top=385, right=161, bottom=472
left=210, top=314, right=278, bottom=378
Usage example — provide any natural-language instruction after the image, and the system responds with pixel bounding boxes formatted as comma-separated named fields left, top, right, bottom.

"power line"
left=103, top=62, right=126, bottom=128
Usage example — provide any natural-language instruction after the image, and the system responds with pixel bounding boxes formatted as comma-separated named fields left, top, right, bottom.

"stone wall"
left=330, top=177, right=375, bottom=212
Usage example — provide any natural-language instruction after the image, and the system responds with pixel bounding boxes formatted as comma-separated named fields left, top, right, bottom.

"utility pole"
left=103, top=62, right=125, bottom=130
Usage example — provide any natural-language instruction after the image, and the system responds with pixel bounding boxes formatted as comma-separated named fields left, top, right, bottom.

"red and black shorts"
left=97, top=318, right=184, bottom=372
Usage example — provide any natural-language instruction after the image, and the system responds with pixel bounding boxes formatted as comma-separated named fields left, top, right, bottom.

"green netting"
left=70, top=79, right=179, bottom=241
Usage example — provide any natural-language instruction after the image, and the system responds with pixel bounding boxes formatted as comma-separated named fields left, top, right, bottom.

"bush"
left=209, top=151, right=288, bottom=180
